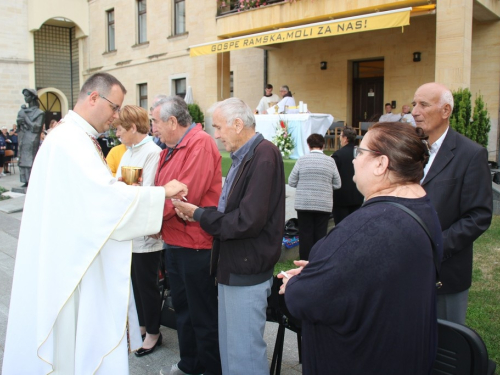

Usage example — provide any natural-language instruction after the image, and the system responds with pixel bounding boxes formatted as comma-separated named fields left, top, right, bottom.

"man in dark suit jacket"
left=412, top=82, right=492, bottom=324
left=331, top=127, right=364, bottom=225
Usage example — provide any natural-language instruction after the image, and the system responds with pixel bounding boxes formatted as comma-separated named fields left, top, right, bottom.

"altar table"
left=255, top=113, right=334, bottom=159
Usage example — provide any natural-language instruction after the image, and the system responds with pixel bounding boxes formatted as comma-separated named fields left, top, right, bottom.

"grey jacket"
left=289, top=151, right=341, bottom=212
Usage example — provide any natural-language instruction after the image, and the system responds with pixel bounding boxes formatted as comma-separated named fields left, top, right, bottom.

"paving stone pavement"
left=0, top=172, right=303, bottom=374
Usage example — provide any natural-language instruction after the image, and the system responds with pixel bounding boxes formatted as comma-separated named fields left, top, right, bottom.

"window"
left=174, top=78, right=186, bottom=98
left=174, top=0, right=185, bottom=35
left=138, top=83, right=148, bottom=109
left=137, top=0, right=147, bottom=44
left=107, top=9, right=115, bottom=51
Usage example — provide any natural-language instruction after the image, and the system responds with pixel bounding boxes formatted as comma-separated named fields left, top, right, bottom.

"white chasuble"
left=2, top=111, right=165, bottom=375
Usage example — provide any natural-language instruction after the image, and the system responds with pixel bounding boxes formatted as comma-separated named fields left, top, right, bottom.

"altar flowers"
left=272, top=118, right=295, bottom=158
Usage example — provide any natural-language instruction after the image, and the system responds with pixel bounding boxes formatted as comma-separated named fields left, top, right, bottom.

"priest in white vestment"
left=255, top=84, right=280, bottom=114
left=267, top=85, right=296, bottom=114
left=2, top=73, right=187, bottom=375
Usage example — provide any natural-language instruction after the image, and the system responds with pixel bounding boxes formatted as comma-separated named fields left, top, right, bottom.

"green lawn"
left=220, top=150, right=335, bottom=184
left=274, top=216, right=500, bottom=365
left=220, top=151, right=297, bottom=184
left=468, top=215, right=500, bottom=364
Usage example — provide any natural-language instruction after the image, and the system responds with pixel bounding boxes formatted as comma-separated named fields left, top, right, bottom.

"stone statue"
left=17, top=88, right=45, bottom=187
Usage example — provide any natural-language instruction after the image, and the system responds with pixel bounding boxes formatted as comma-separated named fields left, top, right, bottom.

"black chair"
left=267, top=276, right=302, bottom=375
left=432, top=319, right=496, bottom=375
left=324, top=121, right=345, bottom=150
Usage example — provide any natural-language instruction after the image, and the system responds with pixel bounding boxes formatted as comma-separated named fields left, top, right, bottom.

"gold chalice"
left=121, top=166, right=143, bottom=185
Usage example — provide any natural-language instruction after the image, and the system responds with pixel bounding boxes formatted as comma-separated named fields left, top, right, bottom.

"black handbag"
left=160, top=287, right=177, bottom=330
left=159, top=252, right=177, bottom=329
left=284, top=218, right=299, bottom=237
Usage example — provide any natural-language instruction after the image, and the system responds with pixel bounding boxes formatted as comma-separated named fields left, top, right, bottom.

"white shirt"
left=379, top=112, right=401, bottom=122
left=422, top=127, right=449, bottom=182
left=276, top=96, right=296, bottom=113
left=117, top=137, right=163, bottom=253
left=400, top=113, right=416, bottom=127
left=256, top=93, right=280, bottom=114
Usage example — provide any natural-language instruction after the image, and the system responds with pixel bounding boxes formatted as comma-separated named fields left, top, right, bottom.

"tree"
left=188, top=104, right=205, bottom=128
left=450, top=88, right=490, bottom=148
left=473, top=94, right=491, bottom=148
left=450, top=88, right=471, bottom=137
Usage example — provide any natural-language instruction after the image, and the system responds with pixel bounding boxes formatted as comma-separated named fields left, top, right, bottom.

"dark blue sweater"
left=285, top=195, right=443, bottom=375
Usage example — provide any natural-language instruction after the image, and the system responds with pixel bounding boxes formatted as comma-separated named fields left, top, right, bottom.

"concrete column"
left=435, top=0, right=473, bottom=89
left=28, top=32, right=36, bottom=89
left=217, top=52, right=231, bottom=101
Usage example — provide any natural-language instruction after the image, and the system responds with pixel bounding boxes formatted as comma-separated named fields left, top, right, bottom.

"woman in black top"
left=280, top=122, right=443, bottom=375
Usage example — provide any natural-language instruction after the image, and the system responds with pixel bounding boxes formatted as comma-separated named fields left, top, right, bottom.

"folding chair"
left=324, top=121, right=345, bottom=150
left=432, top=319, right=496, bottom=375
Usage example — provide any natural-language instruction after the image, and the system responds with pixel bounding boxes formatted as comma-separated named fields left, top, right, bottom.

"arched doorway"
left=39, top=92, right=62, bottom=129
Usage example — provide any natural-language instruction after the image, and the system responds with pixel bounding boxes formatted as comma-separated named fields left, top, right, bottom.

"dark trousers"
left=333, top=205, right=362, bottom=226
left=165, top=245, right=221, bottom=375
left=131, top=251, right=162, bottom=334
left=297, top=210, right=331, bottom=260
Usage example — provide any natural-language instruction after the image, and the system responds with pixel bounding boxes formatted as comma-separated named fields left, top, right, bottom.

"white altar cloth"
left=255, top=113, right=334, bottom=159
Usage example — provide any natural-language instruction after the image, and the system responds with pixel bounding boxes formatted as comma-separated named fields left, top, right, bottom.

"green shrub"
left=450, top=88, right=491, bottom=147
left=188, top=104, right=205, bottom=128
left=450, top=88, right=471, bottom=137
left=473, top=94, right=491, bottom=148
left=0, top=186, right=10, bottom=201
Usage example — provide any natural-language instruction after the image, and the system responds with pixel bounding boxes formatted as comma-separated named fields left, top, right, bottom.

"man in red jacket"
left=173, top=98, right=285, bottom=375
left=152, top=96, right=222, bottom=375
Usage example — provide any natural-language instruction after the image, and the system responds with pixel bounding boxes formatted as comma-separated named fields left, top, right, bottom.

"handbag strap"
left=371, top=201, right=442, bottom=289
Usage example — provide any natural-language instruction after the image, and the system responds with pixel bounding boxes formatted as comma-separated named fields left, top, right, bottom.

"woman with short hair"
left=288, top=133, right=341, bottom=260
left=281, top=122, right=443, bottom=374
left=114, top=105, right=164, bottom=356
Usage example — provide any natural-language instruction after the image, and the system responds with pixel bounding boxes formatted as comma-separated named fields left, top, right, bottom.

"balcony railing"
left=218, top=0, right=285, bottom=16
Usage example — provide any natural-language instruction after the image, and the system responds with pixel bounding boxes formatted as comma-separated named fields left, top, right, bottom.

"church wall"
left=265, top=15, right=436, bottom=126
left=471, top=19, right=500, bottom=160
left=0, top=0, right=32, bottom=127
left=85, top=0, right=220, bottom=117
left=230, top=48, right=266, bottom=110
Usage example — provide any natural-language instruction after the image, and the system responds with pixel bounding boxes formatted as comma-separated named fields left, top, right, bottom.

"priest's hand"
left=172, top=200, right=197, bottom=222
left=164, top=179, right=188, bottom=200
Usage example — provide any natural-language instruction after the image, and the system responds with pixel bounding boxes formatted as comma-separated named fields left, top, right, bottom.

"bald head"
left=411, top=82, right=453, bottom=145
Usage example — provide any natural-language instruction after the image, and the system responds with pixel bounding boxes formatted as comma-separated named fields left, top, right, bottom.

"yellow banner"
left=190, top=8, right=411, bottom=57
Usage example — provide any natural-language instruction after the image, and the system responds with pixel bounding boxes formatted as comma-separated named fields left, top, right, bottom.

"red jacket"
left=154, top=124, right=222, bottom=249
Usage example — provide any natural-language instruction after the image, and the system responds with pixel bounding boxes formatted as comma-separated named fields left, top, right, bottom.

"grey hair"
left=208, top=98, right=255, bottom=129
left=150, top=94, right=168, bottom=112
left=440, top=89, right=454, bottom=112
left=151, top=95, right=192, bottom=127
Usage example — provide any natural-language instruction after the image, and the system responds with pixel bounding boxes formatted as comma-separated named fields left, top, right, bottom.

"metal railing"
left=218, top=0, right=285, bottom=16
